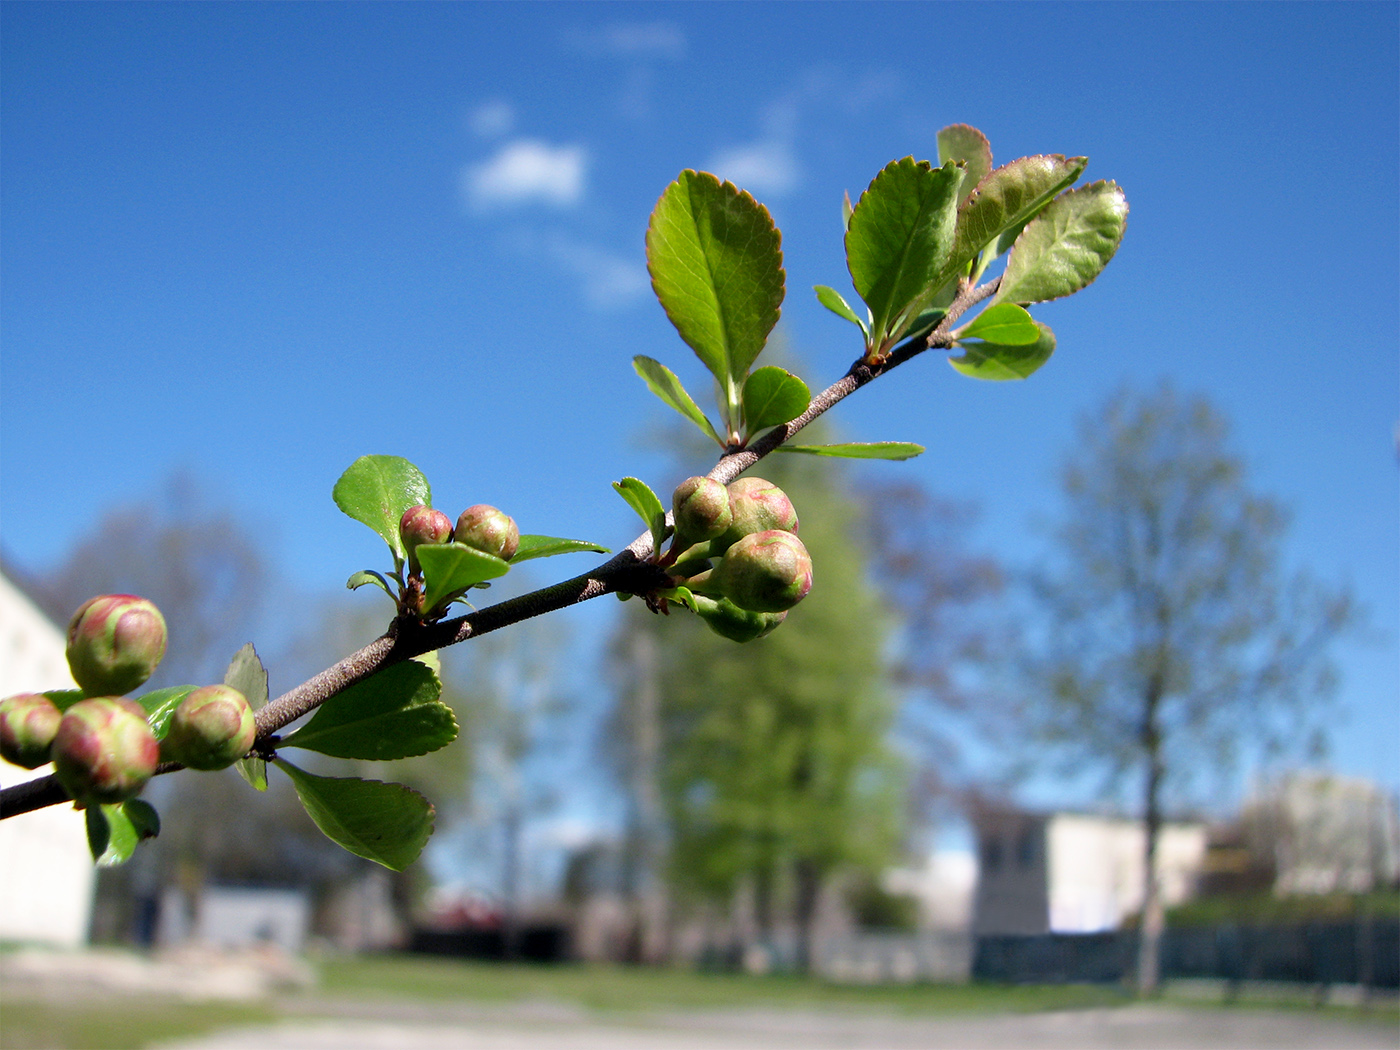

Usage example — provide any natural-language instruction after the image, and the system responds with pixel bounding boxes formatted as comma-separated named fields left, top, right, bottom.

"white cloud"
left=547, top=237, right=650, bottom=310
left=468, top=99, right=515, bottom=139
left=707, top=141, right=801, bottom=197
left=462, top=139, right=587, bottom=211
left=565, top=21, right=686, bottom=60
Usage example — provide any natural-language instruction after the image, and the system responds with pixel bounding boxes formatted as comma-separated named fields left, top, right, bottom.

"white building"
left=0, top=572, right=96, bottom=946
left=972, top=804, right=1206, bottom=935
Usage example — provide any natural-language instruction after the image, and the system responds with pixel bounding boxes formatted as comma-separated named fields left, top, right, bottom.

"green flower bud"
left=455, top=504, right=519, bottom=561
left=672, top=477, right=732, bottom=543
left=399, top=505, right=454, bottom=573
left=692, top=594, right=786, bottom=643
left=703, top=529, right=813, bottom=613
left=161, top=685, right=256, bottom=771
left=66, top=595, right=167, bottom=697
left=0, top=693, right=63, bottom=770
left=714, top=477, right=799, bottom=551
left=51, top=697, right=159, bottom=806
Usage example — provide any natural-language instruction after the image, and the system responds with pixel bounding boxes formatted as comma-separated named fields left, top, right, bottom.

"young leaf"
left=332, top=455, right=432, bottom=566
left=280, top=661, right=457, bottom=761
left=417, top=542, right=511, bottom=615
left=776, top=442, right=926, bottom=461
left=632, top=355, right=725, bottom=448
left=957, top=302, right=1040, bottom=346
left=841, top=190, right=854, bottom=231
left=133, top=685, right=198, bottom=739
left=226, top=643, right=270, bottom=791
left=346, top=569, right=397, bottom=598
left=646, top=171, right=785, bottom=432
left=86, top=800, right=160, bottom=867
left=43, top=689, right=85, bottom=713
left=613, top=477, right=668, bottom=551
left=994, top=181, right=1129, bottom=305
left=742, top=366, right=811, bottom=435
left=938, top=124, right=993, bottom=204
left=512, top=535, right=611, bottom=563
left=845, top=157, right=963, bottom=354
left=949, top=321, right=1057, bottom=381
left=275, top=759, right=434, bottom=871
left=951, top=155, right=1088, bottom=266
left=813, top=285, right=867, bottom=335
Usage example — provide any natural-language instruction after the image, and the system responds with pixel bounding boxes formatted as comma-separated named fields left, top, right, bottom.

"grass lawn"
left=0, top=998, right=276, bottom=1050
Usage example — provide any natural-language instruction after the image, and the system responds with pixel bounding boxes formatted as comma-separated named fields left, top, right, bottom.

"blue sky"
left=3, top=2, right=1397, bottom=827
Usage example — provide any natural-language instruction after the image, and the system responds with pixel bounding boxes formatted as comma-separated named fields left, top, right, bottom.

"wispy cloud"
left=547, top=237, right=651, bottom=311
left=461, top=140, right=587, bottom=212
left=564, top=21, right=686, bottom=60
left=708, top=141, right=801, bottom=197
left=468, top=99, right=515, bottom=139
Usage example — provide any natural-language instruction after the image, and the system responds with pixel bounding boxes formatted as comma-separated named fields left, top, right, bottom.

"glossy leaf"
left=949, top=321, right=1057, bottom=381
left=995, top=181, right=1128, bottom=305
left=613, top=477, right=668, bottom=551
left=776, top=442, right=926, bottom=461
left=225, top=644, right=270, bottom=791
left=742, top=366, right=810, bottom=435
left=512, top=535, right=611, bottom=563
left=632, top=355, right=724, bottom=447
left=332, top=455, right=431, bottom=565
left=87, top=799, right=160, bottom=867
left=938, top=124, right=993, bottom=204
left=275, top=759, right=433, bottom=871
left=846, top=157, right=963, bottom=352
left=646, top=171, right=784, bottom=430
left=417, top=542, right=511, bottom=614
left=813, top=285, right=867, bottom=335
left=347, top=569, right=396, bottom=597
left=946, top=155, right=1088, bottom=285
left=134, top=685, right=198, bottom=739
left=280, top=661, right=456, bottom=761
left=43, top=689, right=85, bottom=713
left=957, top=302, right=1040, bottom=346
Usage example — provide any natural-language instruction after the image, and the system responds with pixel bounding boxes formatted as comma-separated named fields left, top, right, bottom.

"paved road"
left=161, top=1002, right=1400, bottom=1050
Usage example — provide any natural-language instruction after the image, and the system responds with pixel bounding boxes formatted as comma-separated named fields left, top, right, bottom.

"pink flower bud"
left=672, top=477, right=733, bottom=543
left=399, top=505, right=454, bottom=573
left=0, top=693, right=63, bottom=769
left=714, top=477, right=799, bottom=551
left=709, top=529, right=813, bottom=613
left=51, top=697, right=159, bottom=806
left=455, top=504, right=519, bottom=561
left=66, top=595, right=167, bottom=697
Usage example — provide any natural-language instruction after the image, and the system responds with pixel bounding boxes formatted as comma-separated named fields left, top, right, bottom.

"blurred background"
left=1, top=0, right=1396, bottom=1033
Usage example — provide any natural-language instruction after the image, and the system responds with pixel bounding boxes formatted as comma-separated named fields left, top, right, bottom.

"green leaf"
left=225, top=644, right=269, bottom=792
left=645, top=171, right=785, bottom=433
left=43, top=689, right=85, bottom=713
left=346, top=569, right=397, bottom=598
left=613, top=477, right=668, bottom=551
left=949, top=321, right=1057, bottom=381
left=632, top=355, right=725, bottom=448
left=994, top=181, right=1128, bottom=305
left=664, top=585, right=700, bottom=613
left=87, top=800, right=160, bottom=867
left=275, top=759, right=434, bottom=871
left=845, top=157, right=963, bottom=353
left=813, top=285, right=867, bottom=335
left=841, top=190, right=854, bottom=231
left=776, top=442, right=925, bottom=461
left=512, top=535, right=611, bottom=563
left=951, top=154, right=1087, bottom=266
left=332, top=455, right=432, bottom=567
left=938, top=124, right=993, bottom=204
left=133, top=685, right=198, bottom=739
left=742, top=366, right=810, bottom=435
left=417, top=542, right=510, bottom=615
left=280, top=661, right=457, bottom=761
left=957, top=302, right=1040, bottom=346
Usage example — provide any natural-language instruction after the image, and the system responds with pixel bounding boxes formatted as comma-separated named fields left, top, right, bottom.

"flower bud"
left=399, top=505, right=454, bottom=573
left=707, top=529, right=813, bottom=613
left=161, top=685, right=256, bottom=771
left=455, top=505, right=519, bottom=561
left=51, top=697, right=159, bottom=806
left=0, top=693, right=63, bottom=769
left=66, top=595, right=167, bottom=697
left=714, top=477, right=799, bottom=551
left=692, top=595, right=786, bottom=643
left=672, top=477, right=732, bottom=543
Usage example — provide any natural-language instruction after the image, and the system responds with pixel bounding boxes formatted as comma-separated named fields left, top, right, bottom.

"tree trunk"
left=793, top=858, right=821, bottom=974
left=1137, top=682, right=1165, bottom=996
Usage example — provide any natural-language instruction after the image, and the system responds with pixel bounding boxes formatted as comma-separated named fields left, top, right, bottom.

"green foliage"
left=937, top=123, right=993, bottom=203
left=948, top=321, right=1057, bottom=381
left=776, top=442, right=925, bottom=460
left=613, top=476, right=668, bottom=551
left=955, top=302, right=1039, bottom=345
left=995, top=181, right=1128, bottom=305
left=274, top=757, right=434, bottom=871
left=332, top=454, right=432, bottom=569
left=632, top=355, right=725, bottom=448
left=85, top=798, right=159, bottom=866
left=742, top=366, right=811, bottom=434
left=415, top=541, right=510, bottom=614
left=131, top=684, right=198, bottom=739
left=280, top=660, right=458, bottom=760
left=512, top=535, right=611, bottom=562
left=225, top=643, right=270, bottom=791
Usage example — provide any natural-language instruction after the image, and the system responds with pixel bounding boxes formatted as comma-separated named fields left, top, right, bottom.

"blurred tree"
left=1025, top=384, right=1355, bottom=994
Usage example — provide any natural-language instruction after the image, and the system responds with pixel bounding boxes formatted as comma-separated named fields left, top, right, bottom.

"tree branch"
left=0, top=277, right=999, bottom=821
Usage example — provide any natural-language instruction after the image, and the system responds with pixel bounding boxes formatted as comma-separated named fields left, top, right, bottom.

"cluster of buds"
left=398, top=503, right=520, bottom=618
left=0, top=594, right=255, bottom=808
left=662, top=476, right=812, bottom=642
